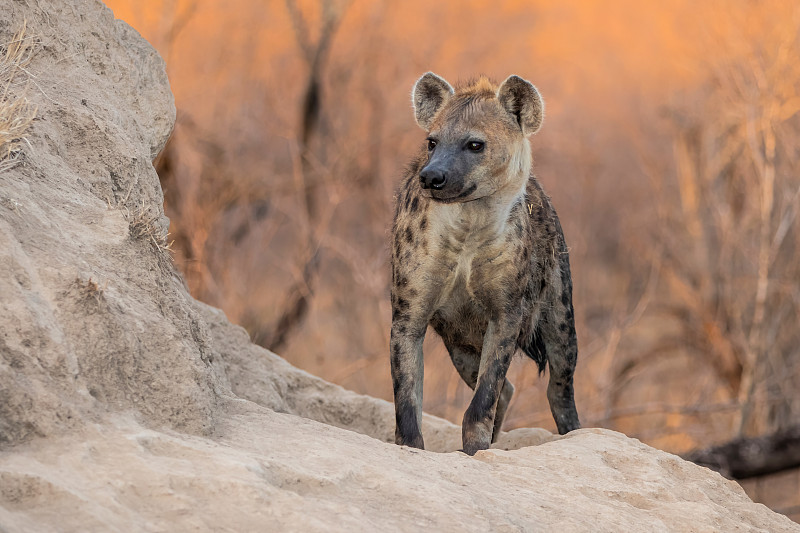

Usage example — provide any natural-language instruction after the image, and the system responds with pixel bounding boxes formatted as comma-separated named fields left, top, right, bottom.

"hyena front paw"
left=462, top=418, right=493, bottom=456
left=395, top=430, right=425, bottom=450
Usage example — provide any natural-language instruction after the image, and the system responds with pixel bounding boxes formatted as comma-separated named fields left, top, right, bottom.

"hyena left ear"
left=497, top=75, right=544, bottom=136
left=412, top=72, right=455, bottom=130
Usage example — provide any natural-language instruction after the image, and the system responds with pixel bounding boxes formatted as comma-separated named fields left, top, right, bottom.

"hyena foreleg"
left=494, top=379, right=515, bottom=443
left=445, top=341, right=514, bottom=444
left=462, top=316, right=520, bottom=455
left=390, top=320, right=426, bottom=449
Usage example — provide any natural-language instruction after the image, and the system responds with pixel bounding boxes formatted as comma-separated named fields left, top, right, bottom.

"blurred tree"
left=252, top=0, right=350, bottom=352
left=642, top=6, right=800, bottom=437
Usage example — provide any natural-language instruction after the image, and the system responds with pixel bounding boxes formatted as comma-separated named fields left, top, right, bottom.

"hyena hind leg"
left=445, top=343, right=514, bottom=443
left=542, top=307, right=580, bottom=434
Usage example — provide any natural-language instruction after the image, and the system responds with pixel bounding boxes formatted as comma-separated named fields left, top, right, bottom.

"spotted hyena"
left=389, top=72, right=580, bottom=455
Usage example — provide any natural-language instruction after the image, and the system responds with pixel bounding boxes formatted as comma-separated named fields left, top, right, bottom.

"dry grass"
left=0, top=21, right=37, bottom=172
left=75, top=276, right=107, bottom=303
left=129, top=204, right=175, bottom=258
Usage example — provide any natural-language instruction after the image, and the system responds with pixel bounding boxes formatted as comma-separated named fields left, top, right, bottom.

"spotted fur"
left=391, top=73, right=580, bottom=455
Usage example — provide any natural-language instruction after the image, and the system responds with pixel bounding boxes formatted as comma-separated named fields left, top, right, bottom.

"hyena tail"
left=519, top=326, right=547, bottom=375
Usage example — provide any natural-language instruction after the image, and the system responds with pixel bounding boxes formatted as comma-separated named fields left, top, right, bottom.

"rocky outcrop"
left=0, top=1, right=797, bottom=531
left=0, top=0, right=222, bottom=445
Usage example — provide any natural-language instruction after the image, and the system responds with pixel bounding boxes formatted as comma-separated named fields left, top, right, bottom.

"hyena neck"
left=470, top=140, right=531, bottom=235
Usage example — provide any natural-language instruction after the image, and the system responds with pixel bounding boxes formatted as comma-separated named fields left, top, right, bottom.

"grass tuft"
left=129, top=204, right=175, bottom=256
left=0, top=21, right=38, bottom=172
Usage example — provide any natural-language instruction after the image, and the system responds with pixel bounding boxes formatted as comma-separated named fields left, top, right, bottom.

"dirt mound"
left=0, top=0, right=223, bottom=444
left=0, top=1, right=797, bottom=531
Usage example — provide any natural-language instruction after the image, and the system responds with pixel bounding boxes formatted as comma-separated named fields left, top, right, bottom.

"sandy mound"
left=1, top=413, right=792, bottom=532
left=0, top=1, right=797, bottom=531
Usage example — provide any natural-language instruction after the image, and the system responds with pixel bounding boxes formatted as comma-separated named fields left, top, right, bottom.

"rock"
left=0, top=1, right=797, bottom=531
left=0, top=0, right=228, bottom=446
left=1, top=410, right=795, bottom=532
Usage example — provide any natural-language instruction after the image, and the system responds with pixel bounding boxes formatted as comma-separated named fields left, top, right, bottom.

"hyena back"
left=390, top=73, right=580, bottom=455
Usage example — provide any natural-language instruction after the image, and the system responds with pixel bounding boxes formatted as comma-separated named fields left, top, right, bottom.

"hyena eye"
left=467, top=141, right=484, bottom=152
left=427, top=139, right=437, bottom=151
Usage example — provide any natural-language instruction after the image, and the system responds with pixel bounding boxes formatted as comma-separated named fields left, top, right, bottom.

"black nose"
left=420, top=168, right=447, bottom=190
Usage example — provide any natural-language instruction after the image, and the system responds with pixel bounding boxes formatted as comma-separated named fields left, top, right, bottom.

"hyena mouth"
left=430, top=184, right=478, bottom=204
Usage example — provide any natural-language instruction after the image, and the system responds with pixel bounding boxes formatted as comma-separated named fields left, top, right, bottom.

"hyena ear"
left=412, top=72, right=454, bottom=130
left=497, top=75, right=544, bottom=136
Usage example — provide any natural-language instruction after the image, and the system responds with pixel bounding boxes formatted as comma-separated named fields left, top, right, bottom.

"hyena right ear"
left=497, top=75, right=544, bottom=136
left=412, top=72, right=454, bottom=130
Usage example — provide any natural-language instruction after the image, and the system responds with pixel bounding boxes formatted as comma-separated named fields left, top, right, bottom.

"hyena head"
left=411, top=72, right=544, bottom=203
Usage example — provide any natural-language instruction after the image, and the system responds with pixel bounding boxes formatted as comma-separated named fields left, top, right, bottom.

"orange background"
left=104, top=0, right=800, bottom=462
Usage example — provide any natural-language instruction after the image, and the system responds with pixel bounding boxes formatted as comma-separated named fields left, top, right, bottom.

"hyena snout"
left=419, top=152, right=469, bottom=199
left=419, top=166, right=447, bottom=190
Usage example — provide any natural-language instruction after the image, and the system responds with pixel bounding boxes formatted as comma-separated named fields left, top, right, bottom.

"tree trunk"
left=686, top=425, right=800, bottom=479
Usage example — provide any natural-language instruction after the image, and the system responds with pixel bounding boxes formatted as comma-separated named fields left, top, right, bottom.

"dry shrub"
left=129, top=204, right=175, bottom=260
left=0, top=21, right=37, bottom=171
